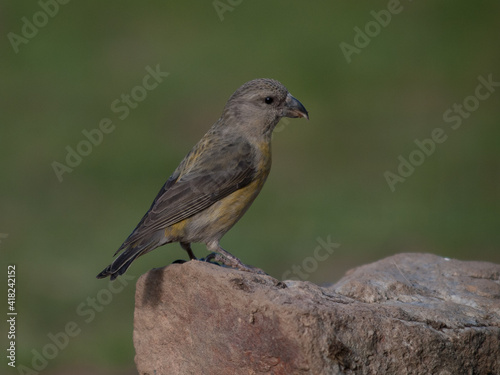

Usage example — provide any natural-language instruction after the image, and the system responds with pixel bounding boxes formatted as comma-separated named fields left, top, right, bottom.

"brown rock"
left=133, top=253, right=500, bottom=374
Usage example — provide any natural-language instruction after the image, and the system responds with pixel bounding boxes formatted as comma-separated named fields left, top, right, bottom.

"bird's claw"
left=201, top=252, right=267, bottom=275
left=199, top=252, right=222, bottom=266
left=171, top=259, right=188, bottom=264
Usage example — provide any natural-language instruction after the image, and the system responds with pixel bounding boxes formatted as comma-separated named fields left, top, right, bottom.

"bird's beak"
left=283, top=93, right=309, bottom=120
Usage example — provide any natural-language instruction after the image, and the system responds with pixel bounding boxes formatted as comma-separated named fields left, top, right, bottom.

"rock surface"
left=133, top=253, right=500, bottom=375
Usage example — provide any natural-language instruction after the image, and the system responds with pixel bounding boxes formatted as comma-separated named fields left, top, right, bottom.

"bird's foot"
left=199, top=252, right=221, bottom=266
left=202, top=252, right=267, bottom=275
left=171, top=259, right=188, bottom=264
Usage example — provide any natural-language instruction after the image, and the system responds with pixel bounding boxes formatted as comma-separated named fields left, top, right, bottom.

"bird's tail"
left=96, top=241, right=157, bottom=280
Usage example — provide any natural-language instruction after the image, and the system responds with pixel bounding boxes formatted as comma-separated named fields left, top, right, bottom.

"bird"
left=97, top=78, right=308, bottom=280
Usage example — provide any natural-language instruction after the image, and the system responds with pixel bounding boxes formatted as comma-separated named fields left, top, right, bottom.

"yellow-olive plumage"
left=97, top=78, right=308, bottom=280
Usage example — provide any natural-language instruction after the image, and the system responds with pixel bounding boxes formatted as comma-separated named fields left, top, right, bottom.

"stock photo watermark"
left=51, top=64, right=169, bottom=182
left=7, top=0, right=72, bottom=54
left=213, top=0, right=243, bottom=21
left=384, top=73, right=500, bottom=192
left=7, top=265, right=17, bottom=368
left=281, top=235, right=340, bottom=281
left=339, top=0, right=413, bottom=64
left=15, top=274, right=135, bottom=375
left=273, top=117, right=291, bottom=137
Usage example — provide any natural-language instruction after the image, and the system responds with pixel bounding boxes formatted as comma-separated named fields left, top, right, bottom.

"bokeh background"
left=2, top=1, right=499, bottom=373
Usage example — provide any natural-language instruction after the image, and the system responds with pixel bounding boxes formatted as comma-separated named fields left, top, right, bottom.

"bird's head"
left=220, top=78, right=308, bottom=138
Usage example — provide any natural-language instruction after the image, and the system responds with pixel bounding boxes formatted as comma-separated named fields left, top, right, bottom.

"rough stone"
left=134, top=253, right=500, bottom=374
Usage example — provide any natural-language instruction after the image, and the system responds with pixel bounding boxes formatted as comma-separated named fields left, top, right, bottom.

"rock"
left=133, top=253, right=500, bottom=375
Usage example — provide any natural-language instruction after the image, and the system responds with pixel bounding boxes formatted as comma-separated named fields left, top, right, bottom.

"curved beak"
left=283, top=93, right=309, bottom=120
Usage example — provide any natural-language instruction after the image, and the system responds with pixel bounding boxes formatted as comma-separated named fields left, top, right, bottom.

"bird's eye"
left=264, top=97, right=274, bottom=105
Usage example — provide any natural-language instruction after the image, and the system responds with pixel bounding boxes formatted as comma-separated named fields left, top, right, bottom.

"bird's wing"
left=115, top=138, right=255, bottom=253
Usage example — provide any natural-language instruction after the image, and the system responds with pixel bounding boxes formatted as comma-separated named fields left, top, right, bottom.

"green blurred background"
left=1, top=1, right=499, bottom=373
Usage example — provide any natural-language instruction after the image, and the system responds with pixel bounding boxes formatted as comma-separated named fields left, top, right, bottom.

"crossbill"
left=97, top=78, right=308, bottom=280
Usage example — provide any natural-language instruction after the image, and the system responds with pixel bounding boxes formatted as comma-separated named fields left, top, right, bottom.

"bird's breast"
left=181, top=175, right=269, bottom=242
left=253, top=137, right=272, bottom=176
